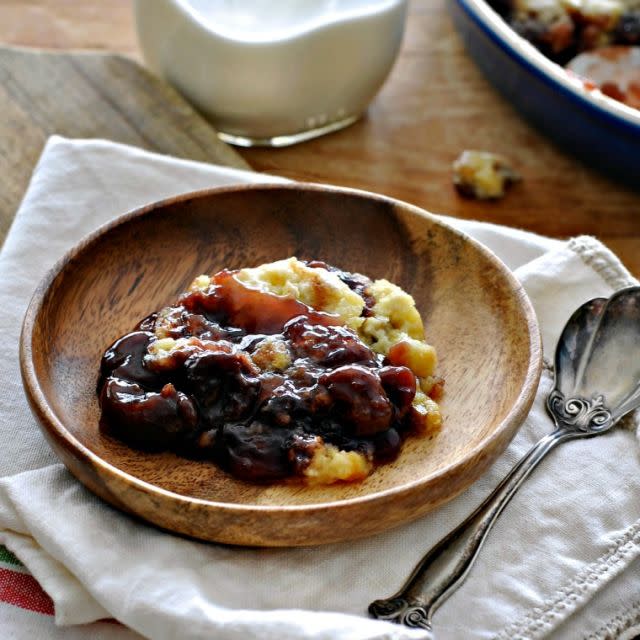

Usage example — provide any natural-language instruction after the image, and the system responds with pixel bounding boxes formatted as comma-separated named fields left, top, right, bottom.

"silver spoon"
left=369, top=286, right=640, bottom=633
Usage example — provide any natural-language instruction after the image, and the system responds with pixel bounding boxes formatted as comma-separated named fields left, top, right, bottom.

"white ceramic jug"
left=135, top=0, right=408, bottom=146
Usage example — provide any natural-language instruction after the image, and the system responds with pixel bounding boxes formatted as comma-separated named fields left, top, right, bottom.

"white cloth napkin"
left=1, top=136, right=639, bottom=640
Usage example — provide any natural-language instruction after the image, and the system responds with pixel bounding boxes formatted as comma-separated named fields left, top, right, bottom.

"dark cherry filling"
left=98, top=263, right=431, bottom=483
left=490, top=2, right=640, bottom=66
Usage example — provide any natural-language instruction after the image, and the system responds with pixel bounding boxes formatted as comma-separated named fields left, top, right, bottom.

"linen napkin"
left=1, top=136, right=639, bottom=640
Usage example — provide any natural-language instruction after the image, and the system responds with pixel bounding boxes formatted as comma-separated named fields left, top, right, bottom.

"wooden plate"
left=20, top=184, right=541, bottom=547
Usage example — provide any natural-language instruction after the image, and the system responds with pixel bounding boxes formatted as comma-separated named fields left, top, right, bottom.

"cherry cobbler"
left=97, top=258, right=443, bottom=485
left=490, top=1, right=640, bottom=108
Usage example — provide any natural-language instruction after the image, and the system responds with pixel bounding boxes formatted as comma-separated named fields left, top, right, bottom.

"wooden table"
left=1, top=0, right=638, bottom=275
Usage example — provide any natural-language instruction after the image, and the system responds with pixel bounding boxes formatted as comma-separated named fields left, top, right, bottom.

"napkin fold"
left=1, top=136, right=639, bottom=640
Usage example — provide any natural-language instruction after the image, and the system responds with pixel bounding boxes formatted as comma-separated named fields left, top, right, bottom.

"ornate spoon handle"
left=369, top=428, right=578, bottom=631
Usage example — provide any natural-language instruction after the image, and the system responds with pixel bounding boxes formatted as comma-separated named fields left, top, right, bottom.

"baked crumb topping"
left=452, top=150, right=520, bottom=200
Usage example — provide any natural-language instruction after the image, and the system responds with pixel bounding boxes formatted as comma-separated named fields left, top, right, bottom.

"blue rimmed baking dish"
left=450, top=0, right=640, bottom=186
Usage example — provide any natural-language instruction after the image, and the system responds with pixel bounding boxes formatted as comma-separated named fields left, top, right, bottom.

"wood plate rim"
left=20, top=183, right=542, bottom=519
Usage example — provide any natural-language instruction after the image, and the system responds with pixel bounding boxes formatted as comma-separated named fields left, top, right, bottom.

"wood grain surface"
left=0, top=46, right=249, bottom=243
left=0, top=0, right=638, bottom=276
left=20, top=184, right=541, bottom=546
